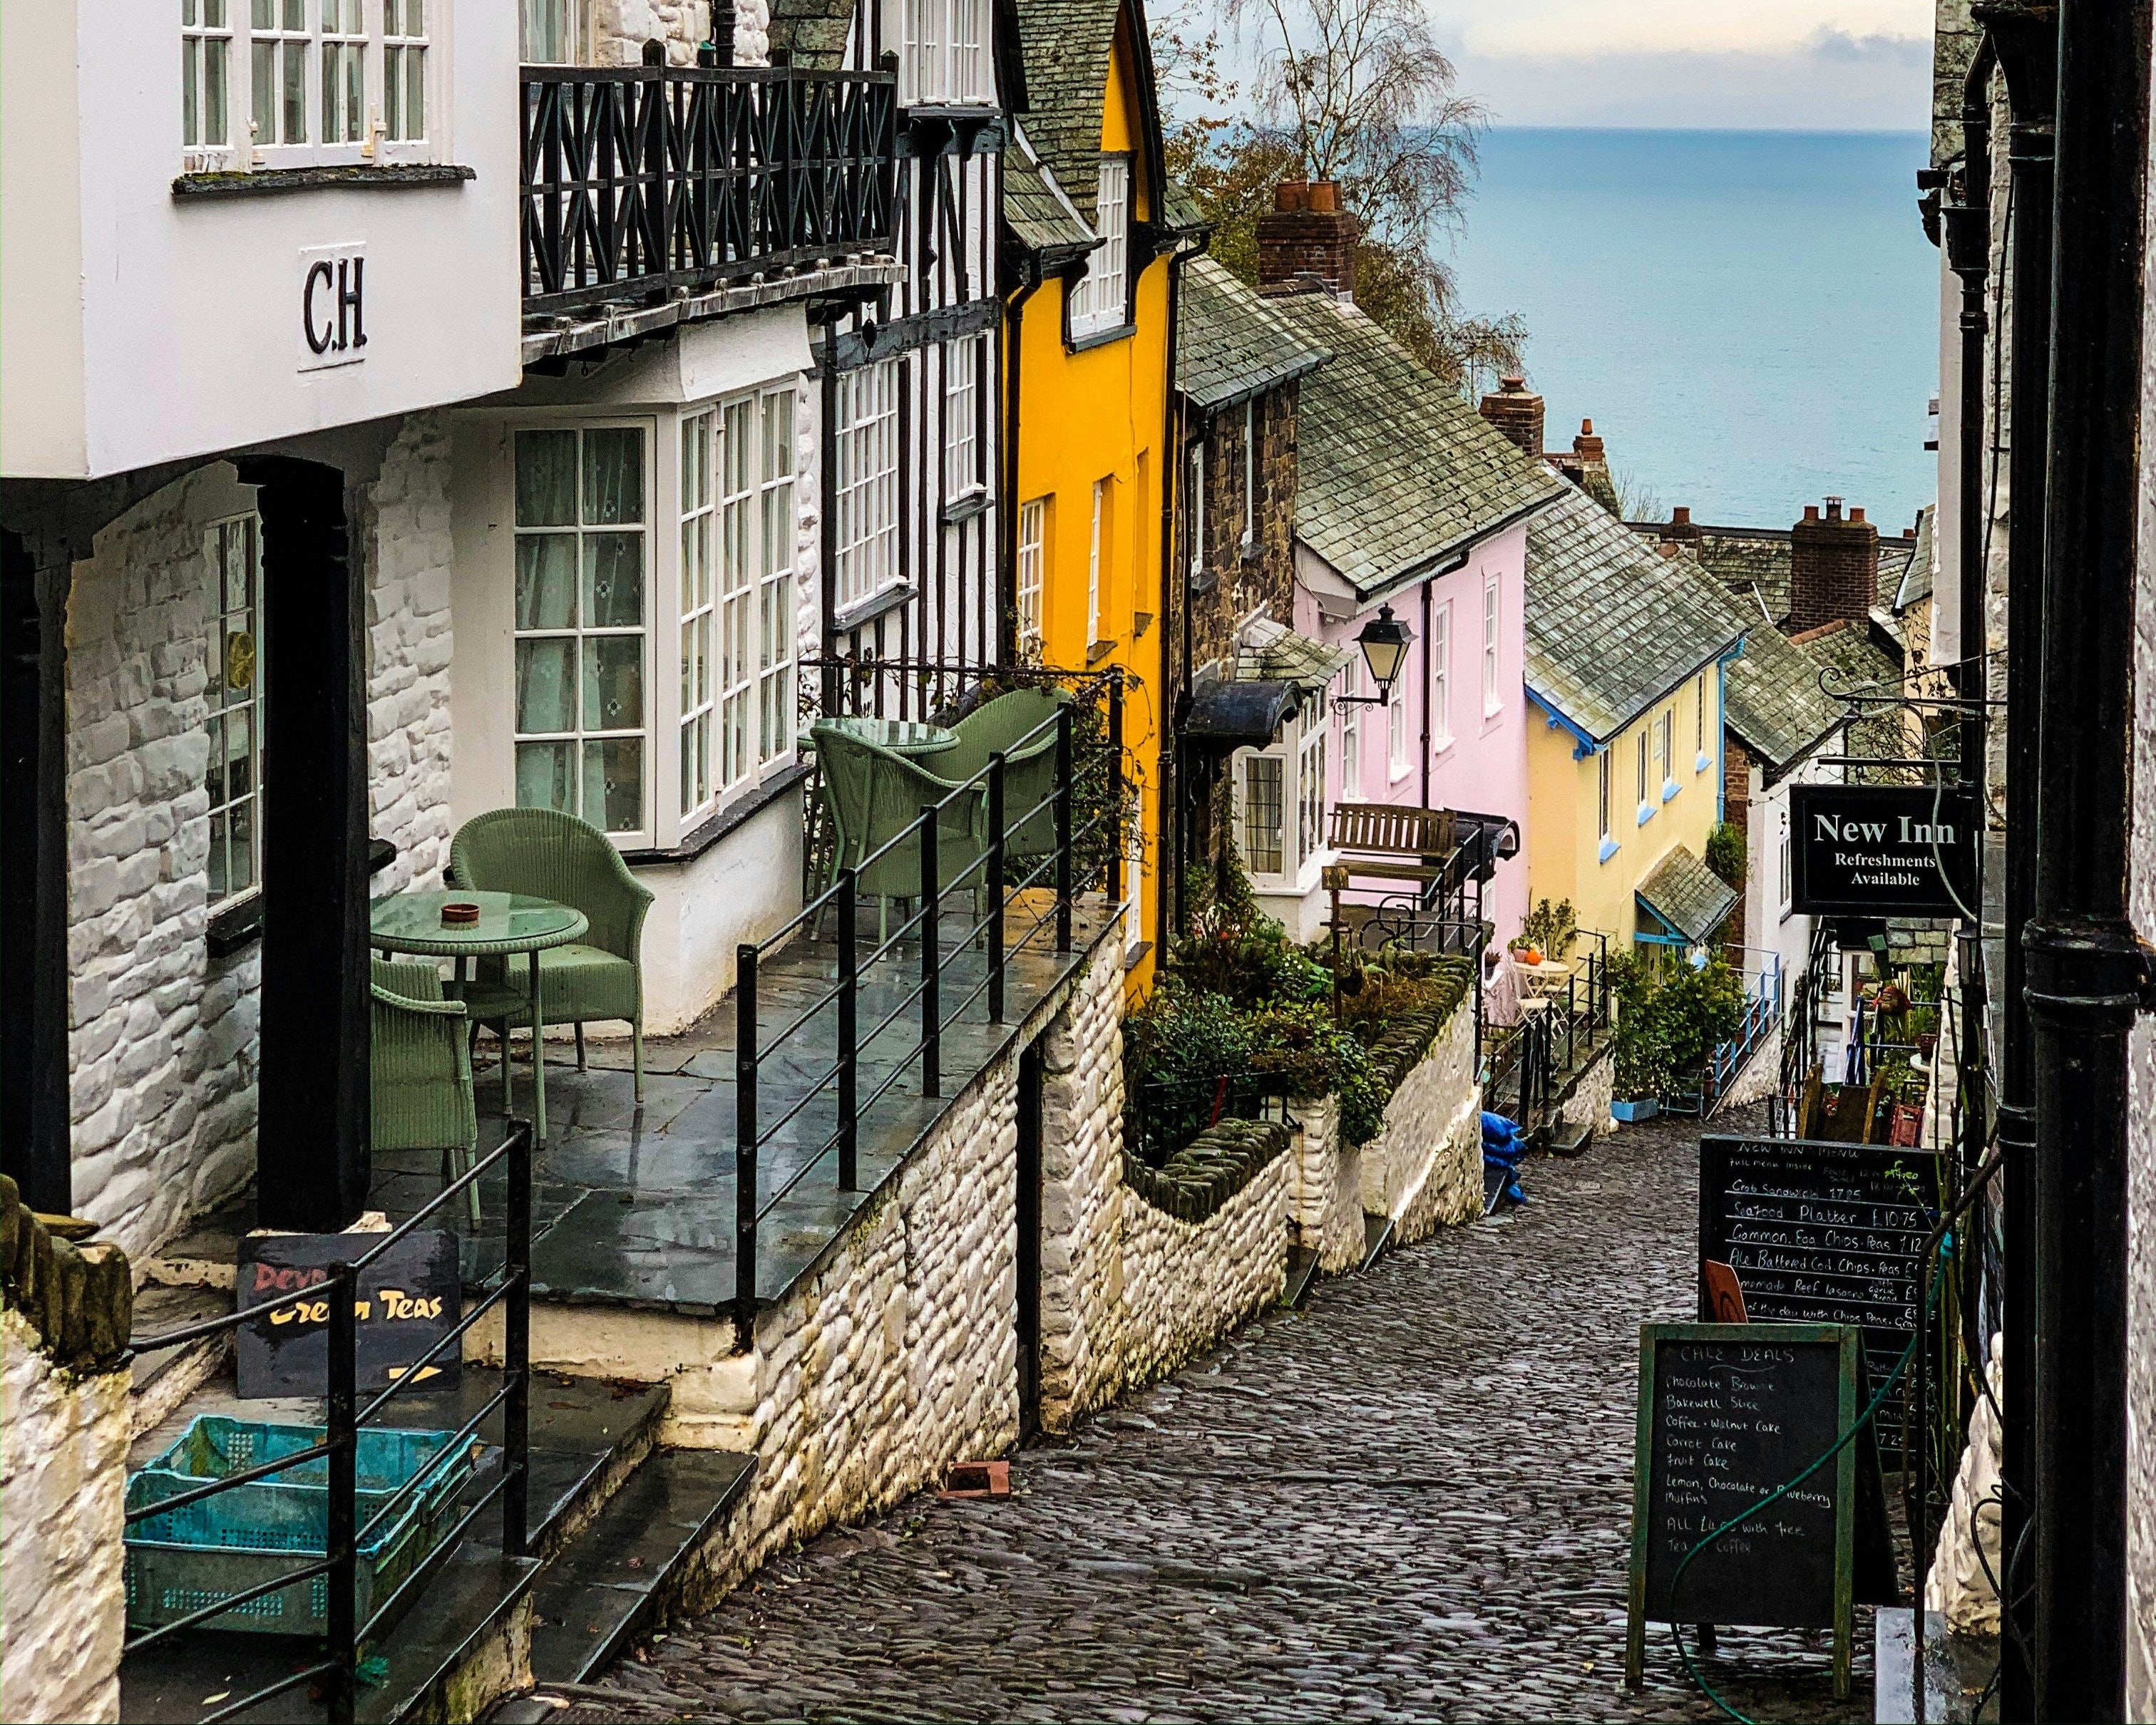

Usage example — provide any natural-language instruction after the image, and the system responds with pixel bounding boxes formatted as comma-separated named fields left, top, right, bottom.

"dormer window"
left=1069, top=156, right=1131, bottom=340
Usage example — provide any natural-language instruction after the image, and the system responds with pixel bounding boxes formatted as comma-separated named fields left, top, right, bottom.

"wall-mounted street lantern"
left=1335, top=603, right=1414, bottom=704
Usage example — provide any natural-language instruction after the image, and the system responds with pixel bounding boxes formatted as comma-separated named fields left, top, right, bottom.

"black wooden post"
left=503, top=1123, right=532, bottom=1558
left=919, top=805, right=940, bottom=1098
left=836, top=870, right=858, bottom=1190
left=324, top=1262, right=358, bottom=1725
left=0, top=531, right=73, bottom=1215
left=237, top=459, right=370, bottom=1232
left=734, top=943, right=759, bottom=1344
left=986, top=754, right=1006, bottom=1023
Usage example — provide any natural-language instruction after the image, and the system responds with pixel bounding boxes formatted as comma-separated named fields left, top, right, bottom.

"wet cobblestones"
left=557, top=1111, right=1876, bottom=1723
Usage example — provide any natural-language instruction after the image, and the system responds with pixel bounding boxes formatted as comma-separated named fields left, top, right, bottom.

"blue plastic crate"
left=123, top=1417, right=483, bottom=1639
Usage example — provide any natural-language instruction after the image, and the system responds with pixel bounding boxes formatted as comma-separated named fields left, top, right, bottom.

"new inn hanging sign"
left=1789, top=783, right=1979, bottom=919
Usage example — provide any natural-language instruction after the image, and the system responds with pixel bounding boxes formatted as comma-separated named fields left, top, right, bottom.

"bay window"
left=1069, top=158, right=1131, bottom=339
left=1296, top=723, right=1326, bottom=871
left=514, top=426, right=649, bottom=838
left=1238, top=710, right=1332, bottom=889
left=1242, top=754, right=1284, bottom=875
left=834, top=362, right=900, bottom=612
left=383, top=0, right=428, bottom=142
left=320, top=0, right=366, bottom=145
left=205, top=513, right=265, bottom=907
left=251, top=0, right=312, bottom=148
left=184, top=1, right=444, bottom=165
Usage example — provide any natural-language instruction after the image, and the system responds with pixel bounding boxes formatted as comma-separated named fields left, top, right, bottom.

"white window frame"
left=183, top=0, right=235, bottom=160
left=319, top=0, right=366, bottom=148
left=511, top=422, right=653, bottom=843
left=1387, top=671, right=1409, bottom=780
left=1241, top=751, right=1285, bottom=877
left=1338, top=659, right=1361, bottom=799
left=1636, top=728, right=1651, bottom=816
left=1430, top=600, right=1452, bottom=746
left=1241, top=400, right=1258, bottom=552
left=1296, top=721, right=1327, bottom=872
left=205, top=513, right=265, bottom=909
left=1070, top=158, right=1131, bottom=340
left=943, top=337, right=981, bottom=498
left=679, top=408, right=717, bottom=820
left=382, top=0, right=430, bottom=148
left=1657, top=706, right=1675, bottom=793
left=833, top=361, right=900, bottom=612
left=520, top=0, right=577, bottom=63
left=1481, top=572, right=1502, bottom=716
left=1185, top=443, right=1205, bottom=582
left=1695, top=671, right=1709, bottom=768
left=1778, top=821, right=1793, bottom=912
left=1017, top=499, right=1046, bottom=656
left=901, top=0, right=984, bottom=104
left=754, top=388, right=799, bottom=783
left=1126, top=785, right=1146, bottom=955
left=214, top=0, right=448, bottom=169
left=1598, top=747, right=1612, bottom=845
left=1087, top=478, right=1108, bottom=644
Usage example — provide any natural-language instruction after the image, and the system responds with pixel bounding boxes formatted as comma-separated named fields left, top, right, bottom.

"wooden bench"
left=1325, top=801, right=1457, bottom=885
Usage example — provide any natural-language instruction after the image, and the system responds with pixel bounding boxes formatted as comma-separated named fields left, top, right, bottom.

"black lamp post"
left=1335, top=602, right=1414, bottom=705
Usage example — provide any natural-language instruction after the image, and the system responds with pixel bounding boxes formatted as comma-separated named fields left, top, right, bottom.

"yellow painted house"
left=1000, top=0, right=1199, bottom=996
left=1522, top=485, right=1752, bottom=954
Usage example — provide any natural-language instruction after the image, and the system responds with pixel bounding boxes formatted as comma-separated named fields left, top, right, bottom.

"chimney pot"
left=1307, top=180, right=1340, bottom=213
left=1274, top=180, right=1310, bottom=212
left=1581, top=418, right=1594, bottom=435
left=1804, top=505, right=1821, bottom=523
left=1849, top=505, right=1866, bottom=524
left=1824, top=495, right=1844, bottom=519
left=1672, top=505, right=1691, bottom=525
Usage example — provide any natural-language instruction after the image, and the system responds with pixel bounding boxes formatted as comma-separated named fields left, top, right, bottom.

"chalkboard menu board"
left=1698, top=1135, right=1943, bottom=1456
left=1626, top=1324, right=1898, bottom=1699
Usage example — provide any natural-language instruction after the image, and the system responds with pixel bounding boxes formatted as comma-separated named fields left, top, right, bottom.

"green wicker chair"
left=370, top=958, right=481, bottom=1225
left=812, top=724, right=992, bottom=934
left=447, top=807, right=654, bottom=1103
left=933, top=686, right=1070, bottom=862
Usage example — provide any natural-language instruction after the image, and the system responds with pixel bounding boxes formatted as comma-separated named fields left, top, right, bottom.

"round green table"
left=813, top=715, right=959, bottom=757
left=369, top=889, right=589, bottom=1143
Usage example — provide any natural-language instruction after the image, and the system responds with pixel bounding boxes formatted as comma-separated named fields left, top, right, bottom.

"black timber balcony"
left=520, top=62, right=899, bottom=326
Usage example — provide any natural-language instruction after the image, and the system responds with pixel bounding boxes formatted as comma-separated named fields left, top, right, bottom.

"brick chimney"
left=1478, top=376, right=1545, bottom=457
left=1256, top=180, right=1359, bottom=301
left=1787, top=496, right=1880, bottom=632
left=1660, top=505, right=1704, bottom=545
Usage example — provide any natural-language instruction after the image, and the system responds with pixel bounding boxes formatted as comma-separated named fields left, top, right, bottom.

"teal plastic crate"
left=123, top=1417, right=484, bottom=1639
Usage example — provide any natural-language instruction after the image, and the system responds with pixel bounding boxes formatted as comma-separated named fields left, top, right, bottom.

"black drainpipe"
left=1159, top=246, right=1187, bottom=959
left=1418, top=579, right=1433, bottom=811
left=2026, top=0, right=2155, bottom=1714
left=1000, top=264, right=1041, bottom=664
left=1981, top=10, right=2055, bottom=1715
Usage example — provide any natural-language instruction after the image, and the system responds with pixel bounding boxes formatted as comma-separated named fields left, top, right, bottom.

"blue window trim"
left=1695, top=751, right=1713, bottom=774
left=1661, top=778, right=1680, bottom=803
left=1598, top=835, right=1621, bottom=864
left=1636, top=800, right=1655, bottom=828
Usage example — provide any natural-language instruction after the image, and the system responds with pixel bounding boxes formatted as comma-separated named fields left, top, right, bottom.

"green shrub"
left=1518, top=897, right=1578, bottom=959
left=1170, top=907, right=1330, bottom=1010
left=1610, top=952, right=1747, bottom=1101
left=1705, top=821, right=1747, bottom=889
left=1246, top=999, right=1390, bottom=1147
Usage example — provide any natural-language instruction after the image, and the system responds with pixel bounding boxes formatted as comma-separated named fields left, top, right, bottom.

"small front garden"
left=1124, top=858, right=1472, bottom=1167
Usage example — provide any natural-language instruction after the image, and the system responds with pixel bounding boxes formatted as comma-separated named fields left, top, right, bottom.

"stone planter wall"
left=1559, top=1044, right=1616, bottom=1136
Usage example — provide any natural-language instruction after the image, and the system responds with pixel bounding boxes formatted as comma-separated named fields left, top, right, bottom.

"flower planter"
left=1610, top=1097, right=1660, bottom=1123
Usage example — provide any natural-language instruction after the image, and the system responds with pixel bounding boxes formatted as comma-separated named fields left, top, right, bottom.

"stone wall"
left=1559, top=1044, right=1615, bottom=1136
left=588, top=0, right=768, bottom=67
left=66, top=428, right=456, bottom=1262
left=0, top=1182, right=133, bottom=1725
left=1357, top=1004, right=1482, bottom=1247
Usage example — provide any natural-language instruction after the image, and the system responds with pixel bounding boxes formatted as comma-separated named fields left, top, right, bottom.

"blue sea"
left=1449, top=128, right=1939, bottom=532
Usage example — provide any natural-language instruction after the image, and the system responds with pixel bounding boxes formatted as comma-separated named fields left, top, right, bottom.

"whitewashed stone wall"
left=1561, top=1044, right=1615, bottom=1134
left=0, top=1306, right=129, bottom=1725
left=1360, top=1006, right=1482, bottom=1247
left=66, top=430, right=456, bottom=1262
left=590, top=0, right=768, bottom=67
left=1926, top=1332, right=2003, bottom=1635
left=1287, top=1095, right=1362, bottom=1274
left=1718, top=1024, right=1782, bottom=1113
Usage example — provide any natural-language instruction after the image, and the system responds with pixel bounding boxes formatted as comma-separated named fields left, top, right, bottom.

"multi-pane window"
left=1185, top=443, right=1205, bottom=581
left=1296, top=722, right=1326, bottom=870
left=1655, top=707, right=1673, bottom=789
left=319, top=0, right=366, bottom=144
left=944, top=339, right=980, bottom=494
left=1778, top=825, right=1792, bottom=908
left=205, top=515, right=264, bottom=907
left=521, top=0, right=574, bottom=61
left=513, top=427, right=648, bottom=837
left=719, top=397, right=757, bottom=794
left=1242, top=401, right=1258, bottom=550
left=1388, top=672, right=1407, bottom=775
left=1430, top=601, right=1452, bottom=745
left=1069, top=158, right=1131, bottom=339
left=1126, top=787, right=1146, bottom=954
left=1482, top=574, right=1502, bottom=715
left=1339, top=660, right=1361, bottom=797
left=903, top=0, right=984, bottom=101
left=1243, top=754, right=1284, bottom=875
left=1695, top=671, right=1708, bottom=764
left=252, top=0, right=310, bottom=147
left=1598, top=748, right=1613, bottom=845
left=183, top=0, right=232, bottom=148
left=833, top=362, right=899, bottom=609
left=383, top=0, right=427, bottom=140
left=679, top=411, right=717, bottom=818
left=1017, top=500, right=1046, bottom=656
left=755, top=392, right=798, bottom=776
left=1087, top=479, right=1108, bottom=644
left=1636, top=730, right=1649, bottom=809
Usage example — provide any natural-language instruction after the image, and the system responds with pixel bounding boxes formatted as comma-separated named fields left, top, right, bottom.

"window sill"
left=1187, top=568, right=1218, bottom=596
left=618, top=761, right=810, bottom=867
left=832, top=582, right=915, bottom=635
left=1695, top=752, right=1714, bottom=774
left=1598, top=836, right=1621, bottom=865
left=941, top=485, right=992, bottom=525
left=1389, top=761, right=1412, bottom=785
left=1660, top=778, right=1681, bottom=803
left=172, top=163, right=476, bottom=200
left=207, top=893, right=265, bottom=960
left=1636, top=803, right=1656, bottom=828
left=1122, top=939, right=1154, bottom=973
left=1087, top=638, right=1118, bottom=666
left=1431, top=735, right=1455, bottom=756
left=1068, top=321, right=1137, bottom=354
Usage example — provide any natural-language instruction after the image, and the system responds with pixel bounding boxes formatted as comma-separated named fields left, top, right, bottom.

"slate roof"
left=766, top=0, right=855, bottom=69
left=1012, top=0, right=1126, bottom=222
left=1637, top=843, right=1740, bottom=946
left=1524, top=485, right=1751, bottom=745
left=1626, top=520, right=1922, bottom=628
left=1261, top=292, right=1566, bottom=599
left=1235, top=614, right=1352, bottom=691
left=1004, top=123, right=1097, bottom=259
left=1895, top=505, right=1935, bottom=611
left=1720, top=602, right=1847, bottom=773
left=1176, top=256, right=1333, bottom=411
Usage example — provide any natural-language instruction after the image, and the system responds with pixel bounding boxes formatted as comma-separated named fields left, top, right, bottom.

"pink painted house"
left=1233, top=222, right=1562, bottom=946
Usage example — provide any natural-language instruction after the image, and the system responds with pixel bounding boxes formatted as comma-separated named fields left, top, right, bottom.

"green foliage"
left=1244, top=999, right=1390, bottom=1147
left=1517, top=897, right=1578, bottom=959
left=1170, top=900, right=1330, bottom=1009
left=1705, top=822, right=1747, bottom=890
left=1608, top=953, right=1747, bottom=1101
left=1335, top=945, right=1469, bottom=1040
left=1122, top=982, right=1258, bottom=1094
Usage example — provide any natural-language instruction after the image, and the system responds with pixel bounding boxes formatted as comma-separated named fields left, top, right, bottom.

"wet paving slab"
left=538, top=1108, right=1893, bottom=1724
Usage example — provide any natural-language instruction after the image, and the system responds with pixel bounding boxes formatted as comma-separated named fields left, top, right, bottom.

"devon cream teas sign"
left=1788, top=783, right=1979, bottom=919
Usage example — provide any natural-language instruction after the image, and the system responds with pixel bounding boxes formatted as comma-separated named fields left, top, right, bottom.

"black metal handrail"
left=522, top=61, right=899, bottom=313
left=734, top=673, right=1125, bottom=1339
left=119, top=1123, right=535, bottom=1725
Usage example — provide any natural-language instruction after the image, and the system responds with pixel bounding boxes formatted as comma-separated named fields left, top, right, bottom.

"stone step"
left=1360, top=1212, right=1394, bottom=1272
left=1549, top=1120, right=1593, bottom=1158
left=526, top=1448, right=757, bottom=1687
left=1283, top=1242, right=1320, bottom=1309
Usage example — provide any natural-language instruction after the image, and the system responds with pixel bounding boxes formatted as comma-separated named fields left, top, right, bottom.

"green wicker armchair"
left=812, top=724, right=992, bottom=932
left=448, top=806, right=654, bottom=1103
left=933, top=686, right=1070, bottom=862
left=370, top=958, right=481, bottom=1225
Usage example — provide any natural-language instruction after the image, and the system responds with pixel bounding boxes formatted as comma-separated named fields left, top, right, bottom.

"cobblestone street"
left=550, top=1111, right=1877, bottom=1724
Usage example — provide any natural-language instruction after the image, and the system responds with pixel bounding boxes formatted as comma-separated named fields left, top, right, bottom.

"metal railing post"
left=1107, top=672, right=1126, bottom=908
left=1054, top=704, right=1074, bottom=953
left=324, top=1264, right=358, bottom=1725
left=503, top=1123, right=531, bottom=1559
left=837, top=869, right=858, bottom=1190
left=734, top=944, right=759, bottom=1344
left=920, top=805, right=941, bottom=1097
left=987, top=752, right=1007, bottom=1023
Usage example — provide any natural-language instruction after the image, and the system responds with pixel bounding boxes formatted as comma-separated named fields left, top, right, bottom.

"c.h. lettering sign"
left=1789, top=783, right=1979, bottom=918
left=298, top=242, right=368, bottom=371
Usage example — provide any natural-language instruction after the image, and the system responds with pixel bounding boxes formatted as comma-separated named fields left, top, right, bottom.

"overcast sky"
left=1429, top=0, right=1935, bottom=131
